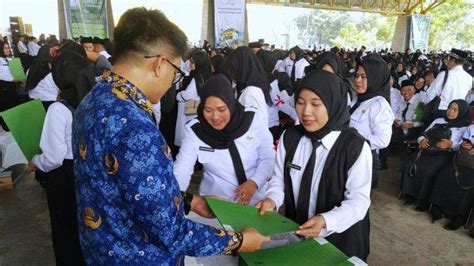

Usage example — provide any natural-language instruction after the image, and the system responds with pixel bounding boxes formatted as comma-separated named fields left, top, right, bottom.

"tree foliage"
left=294, top=0, right=473, bottom=50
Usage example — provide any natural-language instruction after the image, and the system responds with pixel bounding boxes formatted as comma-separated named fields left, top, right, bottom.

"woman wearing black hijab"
left=258, top=70, right=372, bottom=260
left=402, top=99, right=471, bottom=213
left=174, top=74, right=275, bottom=206
left=430, top=123, right=474, bottom=230
left=175, top=49, right=212, bottom=147
left=349, top=55, right=394, bottom=188
left=221, top=46, right=272, bottom=127
left=27, top=51, right=95, bottom=266
left=256, top=49, right=299, bottom=141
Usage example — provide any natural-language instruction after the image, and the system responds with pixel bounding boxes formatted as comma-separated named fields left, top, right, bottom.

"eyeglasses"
left=144, top=54, right=185, bottom=85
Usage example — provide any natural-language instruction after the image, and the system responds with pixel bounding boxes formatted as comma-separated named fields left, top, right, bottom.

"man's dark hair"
left=113, top=7, right=187, bottom=61
left=423, top=70, right=434, bottom=78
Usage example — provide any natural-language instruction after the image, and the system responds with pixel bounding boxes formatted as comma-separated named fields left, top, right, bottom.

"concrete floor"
left=0, top=154, right=473, bottom=265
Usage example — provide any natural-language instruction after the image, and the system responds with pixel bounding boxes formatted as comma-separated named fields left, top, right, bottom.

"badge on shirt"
left=199, top=146, right=215, bottom=152
left=286, top=162, right=301, bottom=170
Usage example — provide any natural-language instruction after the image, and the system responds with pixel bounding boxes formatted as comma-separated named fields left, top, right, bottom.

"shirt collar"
left=320, top=131, right=340, bottom=150
left=102, top=71, right=155, bottom=121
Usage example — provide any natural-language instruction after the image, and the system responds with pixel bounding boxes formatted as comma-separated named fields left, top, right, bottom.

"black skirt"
left=431, top=165, right=474, bottom=217
left=401, top=150, right=453, bottom=201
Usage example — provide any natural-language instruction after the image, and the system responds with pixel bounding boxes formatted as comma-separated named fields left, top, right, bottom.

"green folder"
left=0, top=100, right=46, bottom=160
left=239, top=239, right=351, bottom=266
left=7, top=58, right=26, bottom=81
left=414, top=102, right=425, bottom=122
left=205, top=198, right=299, bottom=236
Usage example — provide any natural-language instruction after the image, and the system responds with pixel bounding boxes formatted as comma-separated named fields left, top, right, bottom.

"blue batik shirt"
left=72, top=72, right=241, bottom=265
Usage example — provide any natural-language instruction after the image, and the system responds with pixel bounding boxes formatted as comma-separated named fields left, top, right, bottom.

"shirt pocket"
left=197, top=149, right=217, bottom=164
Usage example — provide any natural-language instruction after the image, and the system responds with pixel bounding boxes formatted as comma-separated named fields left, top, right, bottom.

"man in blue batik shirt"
left=72, top=8, right=269, bottom=265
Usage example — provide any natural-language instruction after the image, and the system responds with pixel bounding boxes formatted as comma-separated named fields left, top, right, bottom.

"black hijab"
left=52, top=51, right=95, bottom=109
left=181, top=49, right=212, bottom=95
left=445, top=99, right=471, bottom=128
left=25, top=45, right=54, bottom=91
left=256, top=49, right=278, bottom=83
left=356, top=55, right=391, bottom=103
left=194, top=74, right=254, bottom=149
left=211, top=54, right=224, bottom=74
left=221, top=46, right=272, bottom=105
left=295, top=70, right=351, bottom=140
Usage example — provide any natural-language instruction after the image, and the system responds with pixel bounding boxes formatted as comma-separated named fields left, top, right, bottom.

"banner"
left=63, top=0, right=108, bottom=39
left=409, top=14, right=431, bottom=51
left=214, top=0, right=246, bottom=48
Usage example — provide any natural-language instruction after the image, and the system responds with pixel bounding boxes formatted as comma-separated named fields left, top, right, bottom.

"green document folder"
left=205, top=198, right=299, bottom=236
left=414, top=102, right=425, bottom=122
left=0, top=100, right=46, bottom=160
left=7, top=58, right=27, bottom=80
left=239, top=239, right=351, bottom=266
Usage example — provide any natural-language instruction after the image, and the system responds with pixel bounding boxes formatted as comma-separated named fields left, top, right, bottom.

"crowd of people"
left=1, top=6, right=473, bottom=265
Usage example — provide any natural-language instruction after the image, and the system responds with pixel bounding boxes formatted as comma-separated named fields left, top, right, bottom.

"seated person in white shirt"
left=27, top=51, right=95, bottom=265
left=402, top=99, right=471, bottom=211
left=257, top=70, right=372, bottom=261
left=392, top=80, right=424, bottom=142
left=174, top=74, right=275, bottom=206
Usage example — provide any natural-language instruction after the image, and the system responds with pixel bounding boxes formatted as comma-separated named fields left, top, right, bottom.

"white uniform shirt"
left=396, top=93, right=424, bottom=127
left=466, top=90, right=474, bottom=105
left=152, top=102, right=161, bottom=126
left=280, top=57, right=309, bottom=80
left=268, top=80, right=299, bottom=127
left=28, top=73, right=59, bottom=101
left=17, top=41, right=28, bottom=54
left=238, top=85, right=269, bottom=127
left=99, top=50, right=111, bottom=59
left=32, top=102, right=73, bottom=173
left=265, top=131, right=372, bottom=237
left=462, top=125, right=474, bottom=144
left=175, top=78, right=199, bottom=146
left=174, top=117, right=275, bottom=205
left=390, top=88, right=402, bottom=119
left=425, top=65, right=472, bottom=110
left=350, top=96, right=394, bottom=150
left=417, top=117, right=468, bottom=151
left=0, top=58, right=14, bottom=82
left=27, top=41, right=40, bottom=56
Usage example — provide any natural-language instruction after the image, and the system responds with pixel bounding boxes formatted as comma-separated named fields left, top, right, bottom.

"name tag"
left=286, top=162, right=301, bottom=171
left=199, top=146, right=214, bottom=152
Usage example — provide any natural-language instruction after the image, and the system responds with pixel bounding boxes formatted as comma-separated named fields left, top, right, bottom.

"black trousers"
left=45, top=160, right=85, bottom=266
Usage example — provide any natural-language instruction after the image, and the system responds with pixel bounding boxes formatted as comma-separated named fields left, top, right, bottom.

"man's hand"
left=419, top=138, right=430, bottom=149
left=234, top=180, right=257, bottom=205
left=436, top=139, right=452, bottom=149
left=238, top=228, right=270, bottom=253
left=254, top=198, right=276, bottom=215
left=27, top=161, right=38, bottom=174
left=190, top=195, right=214, bottom=218
left=296, top=215, right=326, bottom=238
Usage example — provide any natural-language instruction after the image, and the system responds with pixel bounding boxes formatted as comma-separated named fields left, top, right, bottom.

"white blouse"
left=174, top=115, right=275, bottom=205
left=28, top=73, right=59, bottom=102
left=238, top=85, right=269, bottom=127
left=32, top=102, right=73, bottom=173
left=417, top=118, right=468, bottom=151
left=279, top=57, right=309, bottom=80
left=350, top=96, right=394, bottom=150
left=265, top=130, right=372, bottom=237
left=0, top=58, right=14, bottom=82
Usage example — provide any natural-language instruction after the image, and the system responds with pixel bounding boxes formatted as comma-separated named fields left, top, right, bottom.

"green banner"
left=63, top=0, right=108, bottom=39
